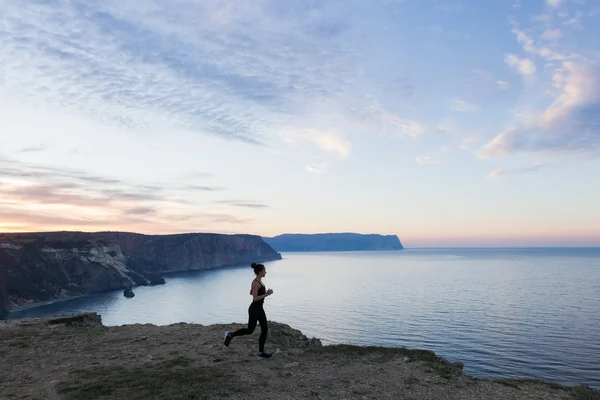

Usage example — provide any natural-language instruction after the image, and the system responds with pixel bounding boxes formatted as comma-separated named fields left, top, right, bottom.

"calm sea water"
left=6, top=248, right=600, bottom=389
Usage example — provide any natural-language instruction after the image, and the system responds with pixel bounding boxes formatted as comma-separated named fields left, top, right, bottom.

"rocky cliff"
left=264, top=233, right=404, bottom=252
left=2, top=313, right=596, bottom=399
left=0, top=263, right=8, bottom=316
left=0, top=231, right=282, bottom=313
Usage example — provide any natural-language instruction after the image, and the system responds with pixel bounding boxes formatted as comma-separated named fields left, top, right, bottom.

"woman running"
left=223, top=262, right=274, bottom=360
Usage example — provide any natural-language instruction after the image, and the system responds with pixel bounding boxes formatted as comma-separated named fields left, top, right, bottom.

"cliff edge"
left=264, top=232, right=404, bottom=252
left=0, top=313, right=596, bottom=400
left=0, top=231, right=282, bottom=312
left=0, top=264, right=8, bottom=316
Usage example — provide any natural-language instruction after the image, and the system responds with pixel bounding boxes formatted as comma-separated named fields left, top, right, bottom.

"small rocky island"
left=263, top=232, right=404, bottom=252
left=0, top=231, right=282, bottom=314
left=0, top=313, right=596, bottom=400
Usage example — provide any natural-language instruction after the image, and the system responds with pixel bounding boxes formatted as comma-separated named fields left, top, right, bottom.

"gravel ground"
left=1, top=313, right=597, bottom=400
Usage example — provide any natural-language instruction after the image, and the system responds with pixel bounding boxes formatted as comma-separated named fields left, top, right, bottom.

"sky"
left=1, top=0, right=599, bottom=247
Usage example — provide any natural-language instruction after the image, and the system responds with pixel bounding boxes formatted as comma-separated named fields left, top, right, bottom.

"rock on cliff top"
left=1, top=313, right=595, bottom=400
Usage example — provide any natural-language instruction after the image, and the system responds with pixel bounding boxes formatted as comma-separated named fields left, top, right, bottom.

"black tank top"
left=254, top=279, right=265, bottom=306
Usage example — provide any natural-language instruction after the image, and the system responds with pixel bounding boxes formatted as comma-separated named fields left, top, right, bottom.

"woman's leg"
left=257, top=308, right=268, bottom=354
left=230, top=305, right=258, bottom=338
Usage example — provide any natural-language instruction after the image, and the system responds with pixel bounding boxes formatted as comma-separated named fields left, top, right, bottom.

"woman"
left=223, top=262, right=274, bottom=360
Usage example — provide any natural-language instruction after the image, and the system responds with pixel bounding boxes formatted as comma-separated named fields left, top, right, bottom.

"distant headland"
left=263, top=232, right=404, bottom=252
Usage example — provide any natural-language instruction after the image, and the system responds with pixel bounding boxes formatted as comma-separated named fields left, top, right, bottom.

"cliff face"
left=0, top=232, right=281, bottom=312
left=264, top=233, right=404, bottom=252
left=96, top=232, right=282, bottom=274
left=0, top=263, right=8, bottom=315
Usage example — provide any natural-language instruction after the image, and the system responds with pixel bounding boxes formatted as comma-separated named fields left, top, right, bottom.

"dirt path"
left=1, top=314, right=597, bottom=400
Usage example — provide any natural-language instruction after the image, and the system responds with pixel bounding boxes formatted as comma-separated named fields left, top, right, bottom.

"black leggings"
left=230, top=302, right=268, bottom=353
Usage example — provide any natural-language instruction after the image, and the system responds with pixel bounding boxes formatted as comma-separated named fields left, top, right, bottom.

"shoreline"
left=1, top=259, right=284, bottom=316
left=1, top=313, right=598, bottom=399
left=2, top=295, right=90, bottom=315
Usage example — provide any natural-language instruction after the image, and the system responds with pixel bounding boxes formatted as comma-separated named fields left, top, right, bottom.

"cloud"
left=0, top=183, right=110, bottom=208
left=184, top=185, right=227, bottom=192
left=415, top=156, right=443, bottom=165
left=306, top=162, right=330, bottom=173
left=480, top=62, right=600, bottom=157
left=215, top=200, right=269, bottom=209
left=309, top=132, right=351, bottom=158
left=541, top=29, right=563, bottom=41
left=460, top=134, right=482, bottom=149
left=0, top=205, right=252, bottom=233
left=505, top=54, right=537, bottom=76
left=434, top=121, right=458, bottom=134
left=472, top=70, right=512, bottom=92
left=512, top=28, right=536, bottom=53
left=487, top=169, right=506, bottom=180
left=0, top=0, right=424, bottom=156
left=16, top=144, right=49, bottom=154
left=449, top=99, right=480, bottom=112
left=415, top=145, right=452, bottom=165
left=126, top=207, right=157, bottom=215
left=0, top=157, right=250, bottom=233
left=509, top=25, right=570, bottom=62
left=0, top=159, right=124, bottom=185
left=547, top=0, right=564, bottom=8
left=487, top=163, right=550, bottom=179
left=563, top=12, right=584, bottom=28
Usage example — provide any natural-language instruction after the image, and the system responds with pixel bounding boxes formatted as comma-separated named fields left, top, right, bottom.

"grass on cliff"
left=490, top=379, right=600, bottom=399
left=314, top=344, right=461, bottom=380
left=571, top=384, right=600, bottom=400
left=493, top=378, right=567, bottom=391
left=56, top=357, right=242, bottom=400
left=316, top=344, right=440, bottom=361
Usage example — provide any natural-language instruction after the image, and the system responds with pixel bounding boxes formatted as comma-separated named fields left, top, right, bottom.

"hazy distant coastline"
left=263, top=232, right=404, bottom=252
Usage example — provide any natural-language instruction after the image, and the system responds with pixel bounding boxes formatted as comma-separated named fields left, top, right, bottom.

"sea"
left=5, top=248, right=600, bottom=389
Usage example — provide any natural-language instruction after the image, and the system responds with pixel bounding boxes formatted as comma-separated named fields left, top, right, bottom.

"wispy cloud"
left=497, top=81, right=511, bottom=90
left=434, top=121, right=458, bottom=135
left=547, top=0, right=564, bottom=8
left=415, top=156, right=443, bottom=165
left=306, top=162, right=330, bottom=173
left=16, top=144, right=49, bottom=154
left=487, top=163, right=551, bottom=179
left=0, top=157, right=249, bottom=233
left=0, top=159, right=124, bottom=185
left=460, top=134, right=482, bottom=150
left=126, top=207, right=157, bottom=215
left=0, top=0, right=424, bottom=157
left=481, top=62, right=600, bottom=158
left=415, top=146, right=450, bottom=165
left=449, top=99, right=480, bottom=112
left=308, top=132, right=351, bottom=159
left=505, top=54, right=537, bottom=77
left=215, top=200, right=269, bottom=209
left=563, top=12, right=584, bottom=28
left=184, top=185, right=227, bottom=192
left=541, top=29, right=563, bottom=40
